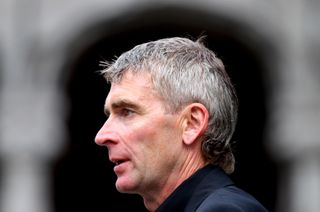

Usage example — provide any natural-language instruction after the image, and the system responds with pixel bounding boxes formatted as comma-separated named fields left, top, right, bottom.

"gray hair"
left=101, top=37, right=238, bottom=174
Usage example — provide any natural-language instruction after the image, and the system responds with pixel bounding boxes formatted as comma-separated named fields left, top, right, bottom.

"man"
left=95, top=37, right=268, bottom=211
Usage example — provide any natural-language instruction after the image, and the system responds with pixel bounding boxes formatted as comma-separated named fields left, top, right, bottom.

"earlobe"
left=182, top=103, right=209, bottom=146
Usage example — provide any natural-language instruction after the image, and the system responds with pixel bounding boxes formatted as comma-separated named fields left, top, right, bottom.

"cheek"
left=138, top=118, right=181, bottom=157
left=121, top=120, right=158, bottom=156
left=125, top=116, right=163, bottom=141
left=122, top=115, right=181, bottom=162
left=123, top=121, right=162, bottom=161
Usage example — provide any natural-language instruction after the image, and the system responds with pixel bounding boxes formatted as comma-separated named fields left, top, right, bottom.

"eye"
left=105, top=112, right=110, bottom=119
left=119, top=108, right=134, bottom=117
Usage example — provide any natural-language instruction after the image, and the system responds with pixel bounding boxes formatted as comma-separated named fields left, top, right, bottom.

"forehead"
left=106, top=71, right=157, bottom=104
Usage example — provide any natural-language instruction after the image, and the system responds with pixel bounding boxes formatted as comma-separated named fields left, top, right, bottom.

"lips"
left=113, top=159, right=126, bottom=165
left=110, top=157, right=129, bottom=166
left=111, top=159, right=129, bottom=175
left=109, top=154, right=130, bottom=175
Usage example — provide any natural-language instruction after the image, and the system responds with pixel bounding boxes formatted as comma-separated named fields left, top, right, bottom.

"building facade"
left=1, top=0, right=320, bottom=211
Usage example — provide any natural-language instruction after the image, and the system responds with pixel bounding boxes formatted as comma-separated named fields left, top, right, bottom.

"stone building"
left=1, top=0, right=320, bottom=212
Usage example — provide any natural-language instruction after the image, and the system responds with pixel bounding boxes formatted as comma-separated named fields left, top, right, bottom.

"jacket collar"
left=156, top=165, right=234, bottom=212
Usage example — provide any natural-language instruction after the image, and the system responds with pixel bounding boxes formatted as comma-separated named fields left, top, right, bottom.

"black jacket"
left=156, top=165, right=268, bottom=212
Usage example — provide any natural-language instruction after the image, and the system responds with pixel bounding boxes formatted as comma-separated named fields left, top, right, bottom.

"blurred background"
left=0, top=0, right=320, bottom=212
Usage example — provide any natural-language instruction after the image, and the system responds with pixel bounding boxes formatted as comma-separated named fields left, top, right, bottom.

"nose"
left=95, top=119, right=118, bottom=146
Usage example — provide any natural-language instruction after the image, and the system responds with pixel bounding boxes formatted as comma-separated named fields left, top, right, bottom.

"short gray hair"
left=101, top=37, right=238, bottom=174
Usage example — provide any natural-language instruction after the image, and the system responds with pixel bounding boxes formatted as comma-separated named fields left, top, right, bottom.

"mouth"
left=111, top=158, right=127, bottom=166
left=111, top=158, right=129, bottom=174
left=113, top=160, right=125, bottom=165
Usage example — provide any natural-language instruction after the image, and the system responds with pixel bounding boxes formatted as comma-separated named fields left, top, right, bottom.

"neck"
left=142, top=150, right=207, bottom=211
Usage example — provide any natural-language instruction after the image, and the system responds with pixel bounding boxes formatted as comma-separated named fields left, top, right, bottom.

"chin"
left=115, top=179, right=138, bottom=194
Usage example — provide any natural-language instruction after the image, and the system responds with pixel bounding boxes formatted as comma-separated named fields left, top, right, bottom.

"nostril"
left=94, top=119, right=116, bottom=146
left=94, top=128, right=118, bottom=146
left=94, top=129, right=107, bottom=146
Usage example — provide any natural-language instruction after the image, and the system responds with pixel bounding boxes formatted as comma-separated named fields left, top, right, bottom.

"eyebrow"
left=104, top=99, right=141, bottom=116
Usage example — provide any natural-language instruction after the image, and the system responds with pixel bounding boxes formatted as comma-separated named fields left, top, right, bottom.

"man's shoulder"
left=196, top=186, right=268, bottom=212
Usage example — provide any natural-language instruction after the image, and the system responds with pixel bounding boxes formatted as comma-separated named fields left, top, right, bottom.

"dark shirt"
left=156, top=165, right=268, bottom=212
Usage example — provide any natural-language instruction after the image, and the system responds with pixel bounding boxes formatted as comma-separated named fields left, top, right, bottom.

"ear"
left=181, top=103, right=209, bottom=146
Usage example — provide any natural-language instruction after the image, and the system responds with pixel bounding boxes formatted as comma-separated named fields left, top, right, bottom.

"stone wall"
left=0, top=0, right=319, bottom=211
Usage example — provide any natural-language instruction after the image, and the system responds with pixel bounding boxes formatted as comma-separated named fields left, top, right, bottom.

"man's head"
left=100, top=37, right=238, bottom=174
